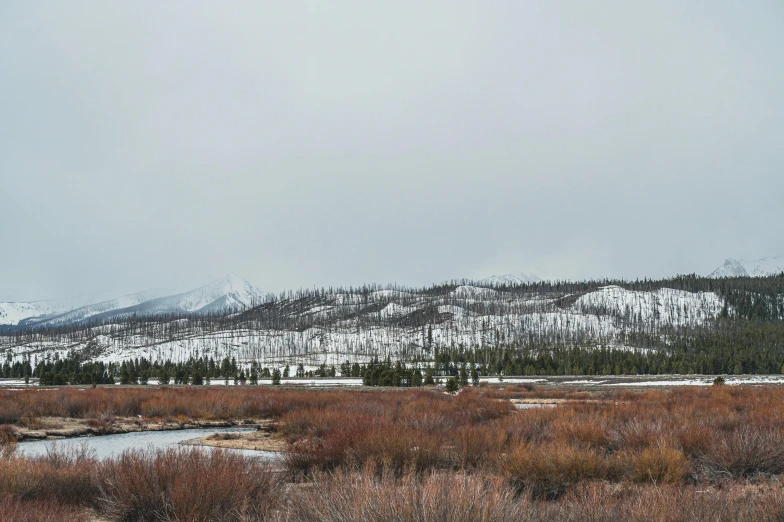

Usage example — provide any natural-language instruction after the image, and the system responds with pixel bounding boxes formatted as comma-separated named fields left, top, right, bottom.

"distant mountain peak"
left=708, top=255, right=784, bottom=278
left=477, top=272, right=541, bottom=286
left=1, top=274, right=265, bottom=327
left=146, top=274, right=264, bottom=315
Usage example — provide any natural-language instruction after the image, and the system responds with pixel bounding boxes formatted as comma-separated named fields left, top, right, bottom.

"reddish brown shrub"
left=0, top=494, right=89, bottom=522
left=0, top=424, right=17, bottom=445
left=622, top=446, right=689, bottom=484
left=501, top=443, right=606, bottom=499
left=0, top=445, right=99, bottom=507
left=283, top=466, right=528, bottom=522
left=698, top=425, right=784, bottom=479
left=99, top=447, right=279, bottom=522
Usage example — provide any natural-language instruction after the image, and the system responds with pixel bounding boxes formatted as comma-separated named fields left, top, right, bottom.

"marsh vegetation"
left=2, top=384, right=784, bottom=520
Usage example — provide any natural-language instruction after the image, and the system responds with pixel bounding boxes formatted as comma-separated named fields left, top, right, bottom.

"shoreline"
left=11, top=416, right=265, bottom=442
left=180, top=422, right=285, bottom=452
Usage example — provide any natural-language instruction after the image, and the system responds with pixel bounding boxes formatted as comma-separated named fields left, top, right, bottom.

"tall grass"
left=99, top=447, right=279, bottom=522
left=283, top=466, right=526, bottom=522
left=283, top=470, right=784, bottom=522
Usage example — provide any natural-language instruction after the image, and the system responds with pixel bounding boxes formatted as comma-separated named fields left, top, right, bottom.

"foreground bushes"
left=4, top=386, right=784, bottom=519
left=287, top=472, right=784, bottom=522
left=4, top=448, right=784, bottom=521
left=0, top=494, right=88, bottom=522
left=100, top=448, right=278, bottom=521
left=0, top=445, right=98, bottom=507
left=276, top=385, right=784, bottom=492
left=0, top=445, right=278, bottom=522
left=0, top=386, right=335, bottom=423
left=286, top=467, right=528, bottom=522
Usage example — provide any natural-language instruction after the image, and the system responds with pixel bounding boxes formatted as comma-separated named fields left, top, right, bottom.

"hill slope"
left=1, top=278, right=732, bottom=366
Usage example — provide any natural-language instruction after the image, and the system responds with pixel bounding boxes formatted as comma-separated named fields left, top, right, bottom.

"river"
left=17, top=427, right=280, bottom=460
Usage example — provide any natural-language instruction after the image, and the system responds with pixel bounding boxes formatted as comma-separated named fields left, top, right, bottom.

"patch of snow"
left=479, top=377, right=547, bottom=384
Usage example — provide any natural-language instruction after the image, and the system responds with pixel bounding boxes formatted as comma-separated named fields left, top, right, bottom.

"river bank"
left=10, top=416, right=266, bottom=442
left=180, top=422, right=286, bottom=452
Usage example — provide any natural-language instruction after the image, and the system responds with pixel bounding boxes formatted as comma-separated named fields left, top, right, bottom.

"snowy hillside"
left=1, top=280, right=728, bottom=367
left=708, top=256, right=784, bottom=278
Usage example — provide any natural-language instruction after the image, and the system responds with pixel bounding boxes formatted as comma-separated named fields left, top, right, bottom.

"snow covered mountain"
left=0, top=292, right=116, bottom=326
left=477, top=272, right=542, bottom=286
left=1, top=281, right=727, bottom=367
left=18, top=289, right=169, bottom=328
left=708, top=256, right=784, bottom=278
left=0, top=275, right=264, bottom=327
left=114, top=274, right=265, bottom=318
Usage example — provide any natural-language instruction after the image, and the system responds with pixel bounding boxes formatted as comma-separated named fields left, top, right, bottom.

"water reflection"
left=17, top=427, right=279, bottom=460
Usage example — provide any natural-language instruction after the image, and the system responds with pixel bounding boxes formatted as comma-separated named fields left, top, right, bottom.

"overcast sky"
left=1, top=1, right=783, bottom=301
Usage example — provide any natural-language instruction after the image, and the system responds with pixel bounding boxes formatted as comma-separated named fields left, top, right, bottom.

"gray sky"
left=1, top=1, right=783, bottom=301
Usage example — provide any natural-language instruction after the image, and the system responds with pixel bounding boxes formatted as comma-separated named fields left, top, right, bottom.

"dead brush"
left=612, top=418, right=668, bottom=451
left=676, top=423, right=715, bottom=457
left=16, top=412, right=43, bottom=430
left=610, top=445, right=689, bottom=484
left=540, top=481, right=784, bottom=522
left=550, top=417, right=610, bottom=449
left=347, top=428, right=445, bottom=473
left=283, top=464, right=529, bottom=522
left=697, top=425, right=784, bottom=479
left=285, top=427, right=365, bottom=474
left=86, top=417, right=113, bottom=432
left=501, top=443, right=606, bottom=499
left=446, top=425, right=505, bottom=469
left=0, top=424, right=17, bottom=445
left=0, top=494, right=90, bottom=522
left=206, top=432, right=242, bottom=441
left=98, top=447, right=280, bottom=522
left=0, top=445, right=99, bottom=507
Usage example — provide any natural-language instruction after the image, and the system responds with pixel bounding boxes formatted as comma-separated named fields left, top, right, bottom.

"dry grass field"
left=3, top=384, right=784, bottom=520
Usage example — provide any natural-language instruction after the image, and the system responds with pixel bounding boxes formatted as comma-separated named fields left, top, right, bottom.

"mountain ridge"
left=708, top=255, right=784, bottom=278
left=477, top=272, right=542, bottom=286
left=0, top=275, right=264, bottom=327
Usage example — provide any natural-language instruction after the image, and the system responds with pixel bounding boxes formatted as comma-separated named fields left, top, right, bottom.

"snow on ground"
left=479, top=377, right=547, bottom=384
left=573, top=286, right=724, bottom=328
left=1, top=284, right=730, bottom=366
left=602, top=376, right=784, bottom=386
